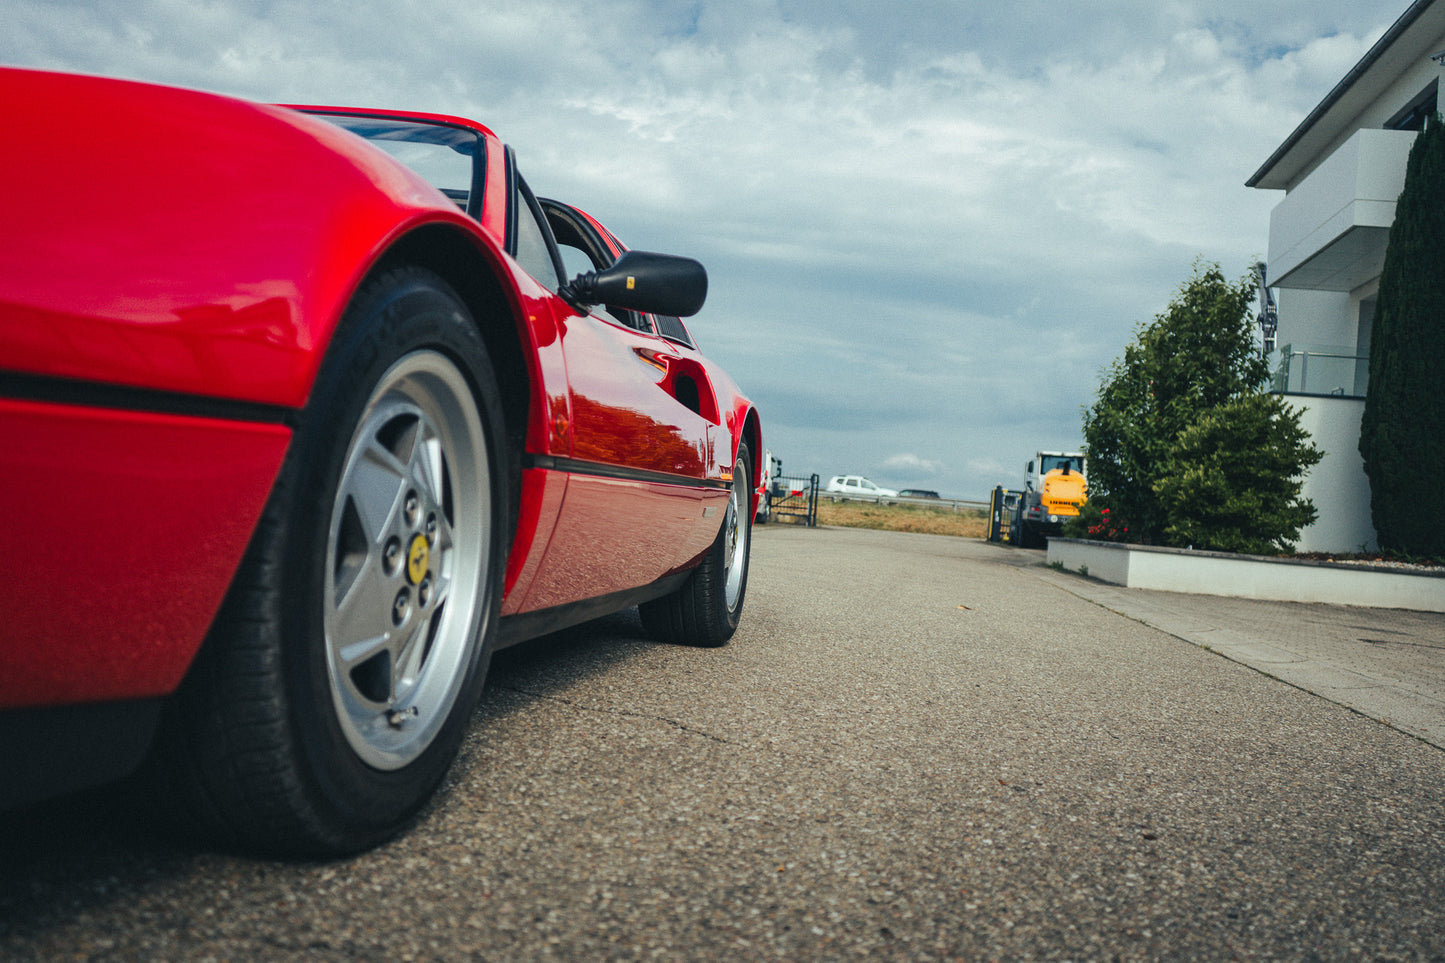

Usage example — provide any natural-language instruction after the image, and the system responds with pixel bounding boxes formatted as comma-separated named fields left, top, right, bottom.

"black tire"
left=152, top=267, right=509, bottom=856
left=639, top=442, right=753, bottom=647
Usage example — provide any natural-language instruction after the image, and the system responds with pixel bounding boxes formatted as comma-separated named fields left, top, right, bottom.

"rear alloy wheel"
left=640, top=443, right=752, bottom=646
left=155, top=268, right=507, bottom=856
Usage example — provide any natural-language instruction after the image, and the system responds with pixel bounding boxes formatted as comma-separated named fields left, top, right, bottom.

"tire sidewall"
left=280, top=269, right=506, bottom=843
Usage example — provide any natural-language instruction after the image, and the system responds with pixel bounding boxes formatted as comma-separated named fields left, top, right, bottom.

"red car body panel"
left=514, top=475, right=722, bottom=613
left=501, top=467, right=568, bottom=612
left=1, top=397, right=291, bottom=707
left=496, top=293, right=735, bottom=614
left=0, top=68, right=760, bottom=736
left=545, top=200, right=759, bottom=510
left=0, top=70, right=481, bottom=410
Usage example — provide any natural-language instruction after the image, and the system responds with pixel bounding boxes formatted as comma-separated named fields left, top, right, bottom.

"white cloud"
left=883, top=454, right=942, bottom=475
left=0, top=0, right=1402, bottom=497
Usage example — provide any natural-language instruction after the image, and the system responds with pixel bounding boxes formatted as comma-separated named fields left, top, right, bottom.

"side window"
left=621, top=310, right=656, bottom=335
left=551, top=237, right=636, bottom=328
left=542, top=202, right=652, bottom=334
left=513, top=177, right=562, bottom=291
left=514, top=202, right=558, bottom=290
left=556, top=243, right=595, bottom=282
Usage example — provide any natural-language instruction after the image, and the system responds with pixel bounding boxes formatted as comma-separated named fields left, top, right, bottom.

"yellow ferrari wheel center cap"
left=406, top=534, right=430, bottom=585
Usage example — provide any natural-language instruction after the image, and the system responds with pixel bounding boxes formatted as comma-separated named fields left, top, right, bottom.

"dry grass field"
left=805, top=499, right=988, bottom=538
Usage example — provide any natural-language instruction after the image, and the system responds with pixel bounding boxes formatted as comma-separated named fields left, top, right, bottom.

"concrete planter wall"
left=1046, top=538, right=1445, bottom=613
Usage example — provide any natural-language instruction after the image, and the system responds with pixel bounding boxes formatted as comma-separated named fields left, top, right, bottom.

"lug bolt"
left=392, top=588, right=411, bottom=626
left=418, top=576, right=433, bottom=608
left=383, top=536, right=403, bottom=576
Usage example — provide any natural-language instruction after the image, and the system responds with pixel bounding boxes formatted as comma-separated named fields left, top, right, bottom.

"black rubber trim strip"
left=503, top=145, right=519, bottom=256
left=0, top=370, right=298, bottom=427
left=469, top=131, right=488, bottom=222
left=497, top=571, right=692, bottom=649
left=525, top=452, right=730, bottom=490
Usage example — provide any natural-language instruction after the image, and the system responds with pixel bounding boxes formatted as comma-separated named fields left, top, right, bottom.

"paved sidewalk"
left=1032, top=561, right=1445, bottom=750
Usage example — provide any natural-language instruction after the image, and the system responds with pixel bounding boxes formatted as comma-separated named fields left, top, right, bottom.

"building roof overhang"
left=1247, top=0, right=1444, bottom=190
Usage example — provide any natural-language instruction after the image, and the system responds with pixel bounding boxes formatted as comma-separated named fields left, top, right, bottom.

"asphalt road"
left=3, top=524, right=1443, bottom=961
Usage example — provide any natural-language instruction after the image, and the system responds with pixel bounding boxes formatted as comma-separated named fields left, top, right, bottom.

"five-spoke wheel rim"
left=323, top=350, right=491, bottom=771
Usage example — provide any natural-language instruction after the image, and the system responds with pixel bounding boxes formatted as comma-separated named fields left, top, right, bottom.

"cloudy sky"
left=3, top=1, right=1398, bottom=498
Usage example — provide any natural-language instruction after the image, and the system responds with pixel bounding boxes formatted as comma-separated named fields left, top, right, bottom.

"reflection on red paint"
left=570, top=394, right=706, bottom=477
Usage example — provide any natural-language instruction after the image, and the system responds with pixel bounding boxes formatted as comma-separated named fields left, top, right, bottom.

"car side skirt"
left=496, top=571, right=691, bottom=650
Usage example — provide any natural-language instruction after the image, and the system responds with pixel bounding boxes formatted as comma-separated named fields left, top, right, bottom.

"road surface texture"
left=2, top=524, right=1442, bottom=961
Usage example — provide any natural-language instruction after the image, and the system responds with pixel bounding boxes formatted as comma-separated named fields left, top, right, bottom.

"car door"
left=507, top=184, right=727, bottom=611
left=541, top=199, right=725, bottom=476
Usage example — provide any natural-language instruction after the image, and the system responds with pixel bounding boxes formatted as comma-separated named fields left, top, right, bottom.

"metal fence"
left=760, top=477, right=988, bottom=528
left=760, top=474, right=819, bottom=526
left=893, top=495, right=989, bottom=512
left=819, top=492, right=988, bottom=512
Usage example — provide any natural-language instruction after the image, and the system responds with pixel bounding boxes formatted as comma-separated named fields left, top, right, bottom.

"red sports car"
left=0, top=68, right=761, bottom=855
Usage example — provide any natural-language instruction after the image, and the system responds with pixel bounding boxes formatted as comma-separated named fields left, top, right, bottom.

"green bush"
left=1154, top=394, right=1321, bottom=554
left=1081, top=262, right=1320, bottom=552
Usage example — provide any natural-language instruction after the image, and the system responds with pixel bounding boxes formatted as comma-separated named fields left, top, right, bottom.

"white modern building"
left=1247, top=0, right=1444, bottom=553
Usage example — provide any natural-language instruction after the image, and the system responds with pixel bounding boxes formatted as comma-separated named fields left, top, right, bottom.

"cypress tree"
left=1359, top=116, right=1445, bottom=557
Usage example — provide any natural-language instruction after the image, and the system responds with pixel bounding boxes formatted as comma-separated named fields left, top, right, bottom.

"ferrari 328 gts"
left=0, top=68, right=761, bottom=855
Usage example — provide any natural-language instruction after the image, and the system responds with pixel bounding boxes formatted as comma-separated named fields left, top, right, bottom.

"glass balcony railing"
left=1269, top=344, right=1368, bottom=398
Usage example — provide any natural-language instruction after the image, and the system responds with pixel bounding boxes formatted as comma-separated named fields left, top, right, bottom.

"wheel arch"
left=163, top=222, right=536, bottom=699
left=740, top=407, right=765, bottom=511
left=367, top=224, right=533, bottom=474
left=151, top=257, right=515, bottom=855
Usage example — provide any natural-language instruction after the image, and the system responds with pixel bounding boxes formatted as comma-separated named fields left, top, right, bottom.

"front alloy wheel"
left=325, top=351, right=491, bottom=771
left=155, top=268, right=507, bottom=856
left=721, top=458, right=749, bottom=615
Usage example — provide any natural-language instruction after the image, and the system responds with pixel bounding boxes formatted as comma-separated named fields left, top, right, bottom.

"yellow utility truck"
left=986, top=450, right=1087, bottom=548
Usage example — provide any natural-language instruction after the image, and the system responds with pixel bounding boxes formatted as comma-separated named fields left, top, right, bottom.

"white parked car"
left=825, top=475, right=898, bottom=502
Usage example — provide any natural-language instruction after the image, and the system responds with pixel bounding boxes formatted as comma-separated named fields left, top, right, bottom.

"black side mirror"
left=561, top=250, right=708, bottom=318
